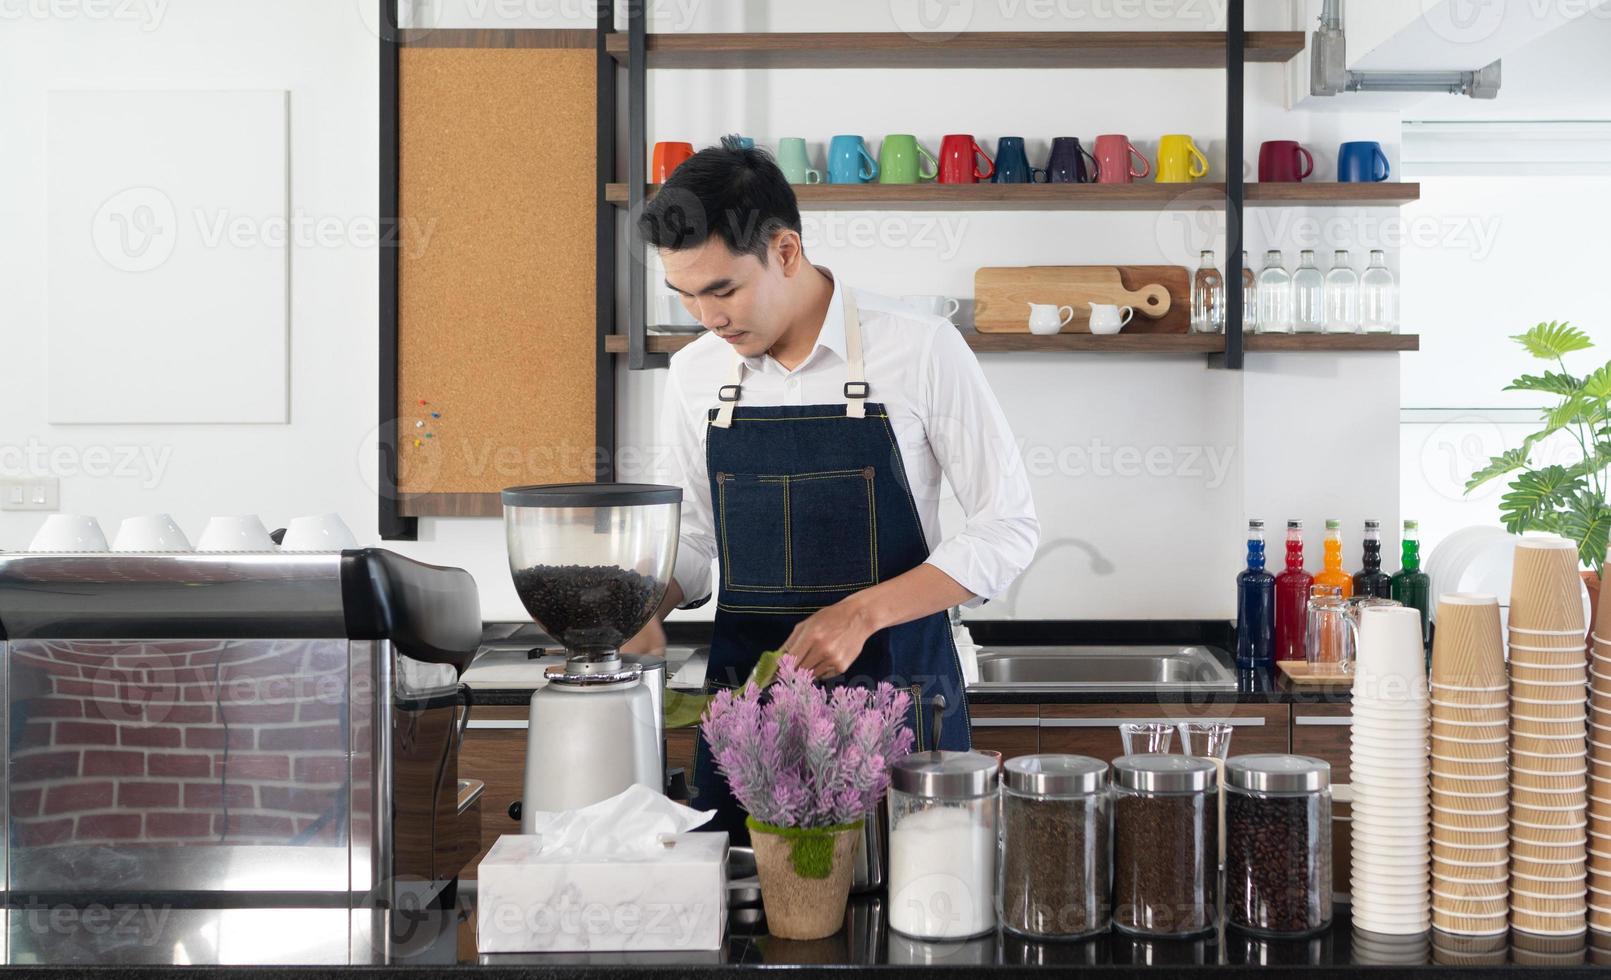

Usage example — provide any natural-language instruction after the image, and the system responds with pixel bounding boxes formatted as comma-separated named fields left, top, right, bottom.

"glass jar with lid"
left=1111, top=754, right=1217, bottom=937
left=888, top=751, right=998, bottom=940
left=999, top=754, right=1111, bottom=939
left=1224, top=754, right=1333, bottom=935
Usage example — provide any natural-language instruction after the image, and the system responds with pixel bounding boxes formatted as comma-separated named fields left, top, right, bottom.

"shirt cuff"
left=672, top=547, right=714, bottom=610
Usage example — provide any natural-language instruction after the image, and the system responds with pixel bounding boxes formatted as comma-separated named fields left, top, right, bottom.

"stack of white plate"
left=1506, top=536, right=1589, bottom=937
left=1350, top=604, right=1433, bottom=934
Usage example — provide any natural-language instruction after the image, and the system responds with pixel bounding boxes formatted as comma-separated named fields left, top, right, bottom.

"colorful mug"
left=938, top=134, right=994, bottom=184
left=652, top=141, right=695, bottom=183
left=1258, top=140, right=1314, bottom=183
left=777, top=137, right=821, bottom=185
left=878, top=134, right=938, bottom=184
left=1094, top=134, right=1150, bottom=184
left=827, top=134, right=878, bottom=184
left=1338, top=141, right=1390, bottom=183
left=992, top=136, right=1046, bottom=184
left=1045, top=137, right=1098, bottom=184
left=1155, top=134, right=1209, bottom=183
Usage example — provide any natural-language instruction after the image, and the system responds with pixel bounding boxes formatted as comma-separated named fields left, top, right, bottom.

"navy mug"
left=991, top=136, right=1046, bottom=184
left=1337, top=141, right=1390, bottom=183
left=1045, top=136, right=1098, bottom=184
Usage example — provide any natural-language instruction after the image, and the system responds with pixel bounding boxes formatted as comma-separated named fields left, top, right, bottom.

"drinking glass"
left=1120, top=722, right=1175, bottom=755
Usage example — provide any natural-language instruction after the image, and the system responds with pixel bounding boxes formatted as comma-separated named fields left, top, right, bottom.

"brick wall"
left=8, top=638, right=352, bottom=859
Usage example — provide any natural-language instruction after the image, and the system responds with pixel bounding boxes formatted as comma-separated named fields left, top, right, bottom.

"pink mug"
left=1094, top=134, right=1150, bottom=184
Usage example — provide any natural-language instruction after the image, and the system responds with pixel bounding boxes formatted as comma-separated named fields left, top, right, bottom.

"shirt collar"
left=745, top=270, right=846, bottom=372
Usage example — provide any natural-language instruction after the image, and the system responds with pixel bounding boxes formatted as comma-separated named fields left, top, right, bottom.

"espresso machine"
left=502, top=484, right=680, bottom=823
left=0, top=548, right=481, bottom=964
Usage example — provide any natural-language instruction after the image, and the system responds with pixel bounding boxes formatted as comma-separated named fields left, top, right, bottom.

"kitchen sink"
left=970, top=645, right=1236, bottom=692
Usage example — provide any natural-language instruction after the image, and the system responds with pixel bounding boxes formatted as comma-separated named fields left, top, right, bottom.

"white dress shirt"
left=656, top=274, right=1039, bottom=609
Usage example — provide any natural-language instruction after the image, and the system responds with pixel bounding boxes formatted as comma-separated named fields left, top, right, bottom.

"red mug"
left=1258, top=140, right=1314, bottom=182
left=652, top=141, right=695, bottom=183
left=1093, top=135, right=1149, bottom=184
left=938, top=134, right=994, bottom=184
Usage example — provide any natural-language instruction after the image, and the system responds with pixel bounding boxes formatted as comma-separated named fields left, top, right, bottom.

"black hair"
left=637, top=147, right=802, bottom=264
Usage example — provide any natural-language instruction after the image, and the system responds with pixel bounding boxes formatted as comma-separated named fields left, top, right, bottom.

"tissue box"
left=476, top=832, right=729, bottom=954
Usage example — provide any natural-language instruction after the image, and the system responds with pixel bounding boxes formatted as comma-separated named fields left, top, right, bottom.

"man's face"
left=660, top=236, right=790, bottom=359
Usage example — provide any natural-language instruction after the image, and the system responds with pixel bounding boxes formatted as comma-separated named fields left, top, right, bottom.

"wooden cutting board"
left=973, top=265, right=1189, bottom=333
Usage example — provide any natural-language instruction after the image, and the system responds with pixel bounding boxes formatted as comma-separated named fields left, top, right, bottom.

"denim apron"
left=691, top=288, right=972, bottom=843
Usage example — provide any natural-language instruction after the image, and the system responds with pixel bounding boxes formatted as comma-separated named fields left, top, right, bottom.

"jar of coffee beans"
left=1111, top=754, right=1217, bottom=937
left=999, top=755, right=1111, bottom=940
left=1223, top=754, right=1332, bottom=935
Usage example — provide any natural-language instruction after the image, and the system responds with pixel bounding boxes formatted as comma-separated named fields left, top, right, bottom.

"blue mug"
left=827, top=135, right=878, bottom=184
left=1338, top=141, right=1390, bottom=182
left=991, top=136, right=1046, bottom=184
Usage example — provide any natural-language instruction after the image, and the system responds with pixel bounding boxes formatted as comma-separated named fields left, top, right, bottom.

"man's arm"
left=789, top=323, right=1038, bottom=678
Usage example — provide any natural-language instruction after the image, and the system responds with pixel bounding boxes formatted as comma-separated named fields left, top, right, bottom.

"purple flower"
left=699, top=656, right=914, bottom=828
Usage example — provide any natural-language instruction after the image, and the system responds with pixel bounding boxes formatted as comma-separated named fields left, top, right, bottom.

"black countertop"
left=11, top=889, right=1608, bottom=977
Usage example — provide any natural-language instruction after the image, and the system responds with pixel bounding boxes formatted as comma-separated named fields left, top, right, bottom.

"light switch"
left=0, top=477, right=60, bottom=511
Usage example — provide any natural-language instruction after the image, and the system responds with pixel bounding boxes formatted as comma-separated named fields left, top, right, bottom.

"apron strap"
left=842, top=288, right=868, bottom=419
left=711, top=353, right=745, bottom=429
left=710, top=281, right=869, bottom=427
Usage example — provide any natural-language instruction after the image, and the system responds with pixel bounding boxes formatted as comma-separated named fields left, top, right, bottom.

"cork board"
left=397, top=46, right=597, bottom=499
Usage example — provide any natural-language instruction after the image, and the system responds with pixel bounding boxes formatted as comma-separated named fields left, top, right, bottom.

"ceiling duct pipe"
left=1310, top=0, right=1502, bottom=99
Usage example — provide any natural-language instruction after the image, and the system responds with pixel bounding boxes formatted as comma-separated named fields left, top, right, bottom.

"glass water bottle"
left=1292, top=249, right=1324, bottom=334
left=1360, top=249, right=1398, bottom=334
left=1191, top=250, right=1225, bottom=335
left=1241, top=250, right=1258, bottom=333
left=1323, top=250, right=1360, bottom=334
left=1255, top=250, right=1292, bottom=334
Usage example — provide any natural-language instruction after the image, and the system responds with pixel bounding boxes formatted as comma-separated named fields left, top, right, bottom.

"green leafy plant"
left=1466, top=322, right=1611, bottom=577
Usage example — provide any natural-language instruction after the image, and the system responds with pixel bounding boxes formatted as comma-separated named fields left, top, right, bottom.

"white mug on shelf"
left=280, top=513, right=359, bottom=552
left=197, top=515, right=276, bottom=552
left=28, top=515, right=110, bottom=552
left=901, top=295, right=962, bottom=323
left=1088, top=303, right=1135, bottom=336
left=1027, top=303, right=1075, bottom=336
left=112, top=514, right=192, bottom=552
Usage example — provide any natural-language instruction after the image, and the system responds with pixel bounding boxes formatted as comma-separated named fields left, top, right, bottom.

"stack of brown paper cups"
left=1589, top=557, right=1611, bottom=932
left=1353, top=604, right=1432, bottom=935
left=1430, top=593, right=1509, bottom=935
left=1508, top=536, right=1589, bottom=936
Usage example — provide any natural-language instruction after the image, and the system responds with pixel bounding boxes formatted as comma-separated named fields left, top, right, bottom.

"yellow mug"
left=1156, top=134, right=1209, bottom=183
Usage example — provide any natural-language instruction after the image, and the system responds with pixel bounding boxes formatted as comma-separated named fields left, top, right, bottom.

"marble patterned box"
left=476, top=832, right=729, bottom=953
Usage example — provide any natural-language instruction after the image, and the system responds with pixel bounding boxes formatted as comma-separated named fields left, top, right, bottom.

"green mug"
left=777, top=137, right=821, bottom=185
left=878, top=134, right=938, bottom=184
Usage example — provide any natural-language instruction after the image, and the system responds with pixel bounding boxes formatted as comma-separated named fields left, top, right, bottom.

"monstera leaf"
left=1497, top=466, right=1573, bottom=534
left=1514, top=321, right=1593, bottom=360
left=1466, top=447, right=1531, bottom=492
left=1560, top=493, right=1611, bottom=575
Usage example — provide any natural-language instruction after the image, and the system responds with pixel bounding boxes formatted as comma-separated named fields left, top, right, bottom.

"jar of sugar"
left=888, top=751, right=999, bottom=940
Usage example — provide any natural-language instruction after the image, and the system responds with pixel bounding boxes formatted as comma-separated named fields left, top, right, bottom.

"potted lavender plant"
left=700, top=655, right=914, bottom=940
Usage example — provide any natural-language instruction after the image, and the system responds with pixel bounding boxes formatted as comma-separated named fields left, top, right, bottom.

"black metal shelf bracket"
left=1221, top=0, right=1246, bottom=371
left=378, top=0, right=417, bottom=540
left=626, top=2, right=667, bottom=371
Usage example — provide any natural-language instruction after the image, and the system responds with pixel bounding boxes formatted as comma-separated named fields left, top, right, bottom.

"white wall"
left=1, top=1, right=1406, bottom=624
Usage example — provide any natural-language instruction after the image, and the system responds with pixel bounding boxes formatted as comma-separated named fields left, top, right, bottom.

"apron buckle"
left=843, top=381, right=869, bottom=399
left=718, top=384, right=742, bottom=403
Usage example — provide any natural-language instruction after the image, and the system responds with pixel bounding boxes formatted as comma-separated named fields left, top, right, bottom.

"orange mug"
left=652, top=141, right=695, bottom=183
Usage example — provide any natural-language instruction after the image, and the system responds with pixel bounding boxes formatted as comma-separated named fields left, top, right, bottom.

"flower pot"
left=748, top=817, right=861, bottom=940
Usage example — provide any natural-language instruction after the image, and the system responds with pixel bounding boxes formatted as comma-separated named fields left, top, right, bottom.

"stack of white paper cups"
left=1507, top=536, right=1589, bottom=937
left=1351, top=604, right=1433, bottom=934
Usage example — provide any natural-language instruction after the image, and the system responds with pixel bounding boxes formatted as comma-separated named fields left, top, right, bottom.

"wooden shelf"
left=606, top=182, right=1419, bottom=212
left=606, top=332, right=1420, bottom=356
left=603, top=31, right=1305, bottom=69
left=1245, top=183, right=1420, bottom=207
left=1243, top=333, right=1419, bottom=352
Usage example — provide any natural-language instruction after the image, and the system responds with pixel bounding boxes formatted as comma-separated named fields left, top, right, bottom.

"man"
left=626, top=148, right=1037, bottom=840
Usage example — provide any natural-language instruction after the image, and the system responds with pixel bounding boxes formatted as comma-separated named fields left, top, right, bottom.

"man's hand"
left=621, top=617, right=667, bottom=656
left=782, top=597, right=878, bottom=680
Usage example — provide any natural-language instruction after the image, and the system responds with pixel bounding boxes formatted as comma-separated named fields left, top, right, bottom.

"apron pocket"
left=717, top=473, right=788, bottom=590
left=717, top=468, right=877, bottom=593
left=788, top=468, right=876, bottom=590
